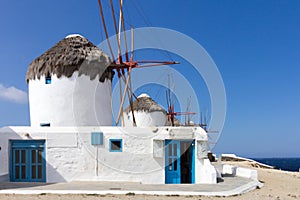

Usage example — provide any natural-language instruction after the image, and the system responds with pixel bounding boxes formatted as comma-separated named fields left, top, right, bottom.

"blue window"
left=91, top=132, right=103, bottom=145
left=109, top=139, right=122, bottom=152
left=40, top=123, right=50, bottom=127
left=10, top=140, right=46, bottom=182
left=45, top=76, right=51, bottom=84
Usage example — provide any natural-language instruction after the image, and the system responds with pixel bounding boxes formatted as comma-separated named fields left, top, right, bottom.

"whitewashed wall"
left=28, top=72, right=112, bottom=127
left=124, top=111, right=167, bottom=127
left=0, top=126, right=215, bottom=184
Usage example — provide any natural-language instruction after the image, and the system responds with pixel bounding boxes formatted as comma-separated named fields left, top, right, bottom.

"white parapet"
left=222, top=164, right=258, bottom=181
left=236, top=167, right=258, bottom=180
left=222, top=164, right=237, bottom=175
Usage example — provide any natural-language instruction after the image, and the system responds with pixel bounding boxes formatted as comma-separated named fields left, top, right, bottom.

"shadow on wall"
left=0, top=126, right=66, bottom=184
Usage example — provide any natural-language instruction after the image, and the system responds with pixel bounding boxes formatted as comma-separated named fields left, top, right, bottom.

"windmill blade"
left=166, top=90, right=170, bottom=109
left=116, top=70, right=131, bottom=125
left=175, top=112, right=196, bottom=116
left=118, top=0, right=123, bottom=60
left=120, top=72, right=138, bottom=100
left=136, top=61, right=179, bottom=68
left=199, top=111, right=207, bottom=131
left=137, top=60, right=179, bottom=64
left=97, top=0, right=115, bottom=61
left=201, top=108, right=209, bottom=130
left=185, top=103, right=188, bottom=125
left=207, top=131, right=220, bottom=150
left=200, top=111, right=202, bottom=125
left=167, top=74, right=172, bottom=107
left=110, top=0, right=119, bottom=36
left=119, top=0, right=129, bottom=62
left=108, top=61, right=179, bottom=71
left=185, top=96, right=191, bottom=125
left=136, top=63, right=175, bottom=68
left=204, top=108, right=210, bottom=126
left=117, top=70, right=124, bottom=126
left=126, top=68, right=136, bottom=126
left=110, top=0, right=122, bottom=62
left=99, top=1, right=181, bottom=126
left=130, top=26, right=134, bottom=61
left=207, top=130, right=219, bottom=133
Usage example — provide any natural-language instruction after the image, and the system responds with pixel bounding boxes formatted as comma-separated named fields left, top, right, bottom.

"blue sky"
left=0, top=0, right=300, bottom=158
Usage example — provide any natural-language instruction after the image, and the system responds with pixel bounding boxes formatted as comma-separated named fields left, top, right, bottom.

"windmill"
left=199, top=110, right=208, bottom=131
left=184, top=96, right=193, bottom=126
left=198, top=110, right=219, bottom=150
left=165, top=75, right=196, bottom=126
left=97, top=0, right=179, bottom=126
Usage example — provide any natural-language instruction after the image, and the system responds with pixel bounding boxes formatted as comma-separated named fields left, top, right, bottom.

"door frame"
left=165, top=140, right=181, bottom=184
left=165, top=139, right=195, bottom=184
left=9, top=140, right=46, bottom=182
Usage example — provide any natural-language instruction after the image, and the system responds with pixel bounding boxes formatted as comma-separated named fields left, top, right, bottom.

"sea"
left=252, top=158, right=300, bottom=172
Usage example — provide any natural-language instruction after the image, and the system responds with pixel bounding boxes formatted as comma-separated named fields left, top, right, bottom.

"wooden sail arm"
left=170, top=112, right=196, bottom=116
left=137, top=62, right=179, bottom=68
left=137, top=60, right=179, bottom=64
left=97, top=0, right=115, bottom=61
left=110, top=0, right=122, bottom=62
left=109, top=61, right=179, bottom=70
left=120, top=0, right=129, bottom=62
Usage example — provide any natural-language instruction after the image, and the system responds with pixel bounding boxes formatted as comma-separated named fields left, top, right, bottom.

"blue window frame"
left=45, top=76, right=51, bottom=84
left=40, top=123, right=50, bottom=127
left=109, top=139, right=122, bottom=152
left=10, top=140, right=46, bottom=182
left=91, top=132, right=103, bottom=145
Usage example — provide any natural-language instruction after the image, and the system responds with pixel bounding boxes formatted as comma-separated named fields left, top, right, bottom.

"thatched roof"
left=124, top=94, right=166, bottom=114
left=165, top=117, right=182, bottom=126
left=125, top=93, right=182, bottom=126
left=26, top=34, right=114, bottom=83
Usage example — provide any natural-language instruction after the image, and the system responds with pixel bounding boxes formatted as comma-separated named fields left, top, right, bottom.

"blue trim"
left=165, top=140, right=195, bottom=184
left=109, top=139, right=122, bottom=152
left=91, top=132, right=103, bottom=145
left=40, top=123, right=50, bottom=127
left=191, top=140, right=195, bottom=184
left=165, top=140, right=181, bottom=184
left=9, top=140, right=46, bottom=182
left=45, top=76, right=51, bottom=84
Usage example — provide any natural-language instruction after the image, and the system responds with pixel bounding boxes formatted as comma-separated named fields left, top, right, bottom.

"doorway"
left=10, top=140, right=46, bottom=182
left=165, top=140, right=195, bottom=184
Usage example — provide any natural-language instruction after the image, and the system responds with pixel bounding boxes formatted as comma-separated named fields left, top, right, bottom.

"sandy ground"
left=0, top=161, right=299, bottom=200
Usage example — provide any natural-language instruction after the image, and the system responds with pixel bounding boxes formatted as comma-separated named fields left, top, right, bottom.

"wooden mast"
left=97, top=0, right=179, bottom=126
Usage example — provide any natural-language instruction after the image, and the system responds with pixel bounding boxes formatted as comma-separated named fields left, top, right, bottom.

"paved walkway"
left=0, top=176, right=262, bottom=197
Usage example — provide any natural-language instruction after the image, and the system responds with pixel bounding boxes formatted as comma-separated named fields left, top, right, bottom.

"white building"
left=26, top=34, right=113, bottom=127
left=0, top=35, right=217, bottom=184
left=124, top=93, right=167, bottom=127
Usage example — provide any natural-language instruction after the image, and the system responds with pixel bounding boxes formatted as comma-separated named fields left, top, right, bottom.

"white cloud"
left=0, top=84, right=28, bottom=104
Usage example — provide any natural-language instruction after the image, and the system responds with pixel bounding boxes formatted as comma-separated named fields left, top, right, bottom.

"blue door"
left=10, top=140, right=46, bottom=182
left=165, top=140, right=181, bottom=184
left=165, top=140, right=195, bottom=184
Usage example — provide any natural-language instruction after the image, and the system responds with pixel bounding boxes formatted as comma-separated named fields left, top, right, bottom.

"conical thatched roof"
left=165, top=117, right=182, bottom=126
left=125, top=93, right=182, bottom=126
left=26, top=34, right=114, bottom=83
left=124, top=94, right=166, bottom=114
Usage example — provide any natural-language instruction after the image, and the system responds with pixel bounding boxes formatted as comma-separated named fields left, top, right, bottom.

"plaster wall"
left=196, top=159, right=217, bottom=184
left=124, top=111, right=167, bottom=127
left=0, top=126, right=215, bottom=184
left=28, top=72, right=112, bottom=127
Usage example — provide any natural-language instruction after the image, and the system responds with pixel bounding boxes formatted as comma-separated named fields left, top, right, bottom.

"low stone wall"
left=222, top=164, right=258, bottom=181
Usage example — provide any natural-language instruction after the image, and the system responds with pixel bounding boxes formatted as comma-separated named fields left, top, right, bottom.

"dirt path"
left=1, top=161, right=299, bottom=200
